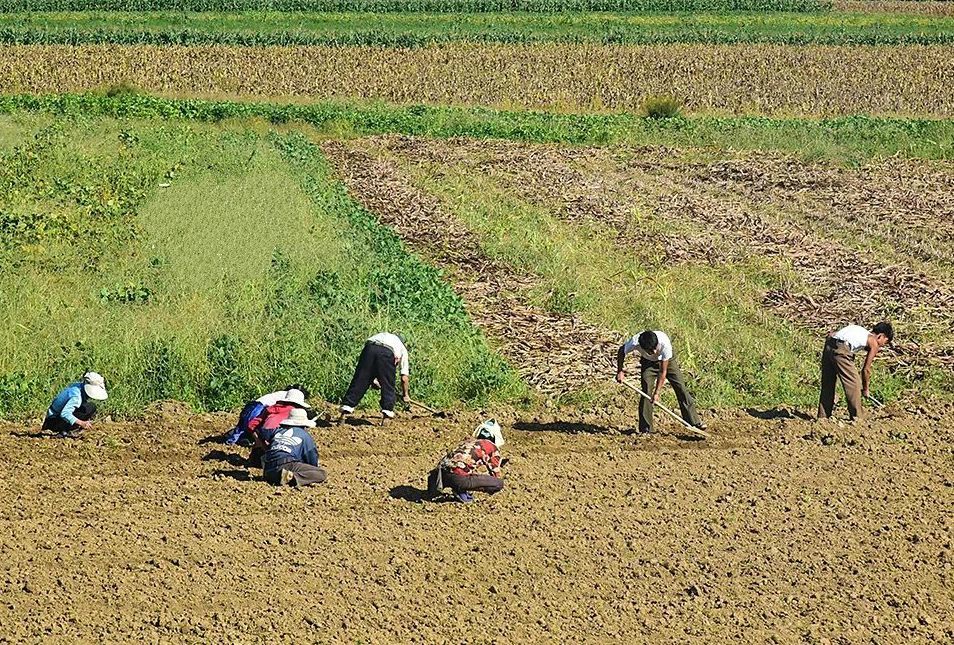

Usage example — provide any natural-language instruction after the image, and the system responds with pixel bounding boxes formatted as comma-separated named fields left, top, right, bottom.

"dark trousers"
left=443, top=470, right=504, bottom=495
left=342, top=342, right=397, bottom=412
left=639, top=356, right=701, bottom=432
left=264, top=461, right=327, bottom=487
left=42, top=400, right=96, bottom=434
left=817, top=338, right=863, bottom=420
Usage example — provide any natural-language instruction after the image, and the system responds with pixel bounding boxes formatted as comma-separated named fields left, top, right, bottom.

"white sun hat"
left=280, top=408, right=316, bottom=428
left=82, top=371, right=108, bottom=401
left=473, top=418, right=504, bottom=448
left=279, top=388, right=311, bottom=409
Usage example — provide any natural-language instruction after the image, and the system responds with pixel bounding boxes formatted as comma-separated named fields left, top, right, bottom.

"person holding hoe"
left=817, top=321, right=893, bottom=422
left=616, top=330, right=706, bottom=433
left=340, top=332, right=410, bottom=420
left=42, top=371, right=108, bottom=439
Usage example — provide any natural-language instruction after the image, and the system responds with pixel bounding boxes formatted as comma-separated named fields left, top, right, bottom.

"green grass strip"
left=1, top=9, right=950, bottom=45
left=0, top=1, right=833, bottom=13
left=0, top=92, right=950, bottom=163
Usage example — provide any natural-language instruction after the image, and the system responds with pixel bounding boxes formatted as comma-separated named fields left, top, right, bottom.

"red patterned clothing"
left=440, top=438, right=502, bottom=478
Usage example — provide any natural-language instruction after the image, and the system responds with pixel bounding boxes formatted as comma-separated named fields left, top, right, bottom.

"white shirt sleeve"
left=399, top=352, right=410, bottom=377
left=622, top=336, right=639, bottom=355
left=657, top=332, right=674, bottom=361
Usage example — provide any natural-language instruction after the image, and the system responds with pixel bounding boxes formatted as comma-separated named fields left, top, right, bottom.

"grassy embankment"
left=0, top=114, right=523, bottom=417
left=0, top=10, right=949, bottom=45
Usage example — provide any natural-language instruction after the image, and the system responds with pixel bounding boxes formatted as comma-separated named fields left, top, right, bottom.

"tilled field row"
left=1, top=43, right=951, bottom=117
left=360, top=135, right=954, bottom=380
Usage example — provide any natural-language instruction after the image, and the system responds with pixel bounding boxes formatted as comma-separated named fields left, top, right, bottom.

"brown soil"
left=2, top=404, right=951, bottom=641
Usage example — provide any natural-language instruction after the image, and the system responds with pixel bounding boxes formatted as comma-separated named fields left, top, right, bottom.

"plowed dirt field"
left=2, top=402, right=951, bottom=642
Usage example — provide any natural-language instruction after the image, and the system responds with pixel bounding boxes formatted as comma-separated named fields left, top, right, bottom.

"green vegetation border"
left=0, top=92, right=950, bottom=162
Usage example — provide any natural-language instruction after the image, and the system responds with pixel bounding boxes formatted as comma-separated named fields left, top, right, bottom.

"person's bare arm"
left=861, top=336, right=881, bottom=396
left=653, top=359, right=670, bottom=402
left=401, top=374, right=410, bottom=402
left=616, top=345, right=627, bottom=382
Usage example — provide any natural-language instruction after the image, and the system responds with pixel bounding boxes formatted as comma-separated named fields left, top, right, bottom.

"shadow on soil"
left=202, top=449, right=249, bottom=468
left=745, top=407, right=813, bottom=421
left=10, top=430, right=50, bottom=439
left=513, top=420, right=615, bottom=435
left=210, top=469, right=253, bottom=482
left=389, top=485, right=458, bottom=504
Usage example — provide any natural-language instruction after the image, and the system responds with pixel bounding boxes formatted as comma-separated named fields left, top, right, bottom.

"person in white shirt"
left=616, top=330, right=705, bottom=433
left=817, top=321, right=893, bottom=421
left=340, top=332, right=411, bottom=419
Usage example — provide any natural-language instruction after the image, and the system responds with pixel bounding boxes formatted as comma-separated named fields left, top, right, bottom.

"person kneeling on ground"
left=42, top=372, right=108, bottom=438
left=223, top=383, right=310, bottom=446
left=428, top=420, right=505, bottom=503
left=817, top=321, right=893, bottom=422
left=616, top=329, right=707, bottom=433
left=261, top=408, right=327, bottom=488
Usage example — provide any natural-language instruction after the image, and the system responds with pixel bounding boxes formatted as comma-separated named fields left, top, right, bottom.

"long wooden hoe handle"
left=619, top=379, right=710, bottom=439
left=409, top=398, right=440, bottom=414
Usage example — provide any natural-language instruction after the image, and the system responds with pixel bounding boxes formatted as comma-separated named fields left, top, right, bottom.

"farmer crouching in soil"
left=817, top=321, right=893, bottom=422
left=245, top=388, right=312, bottom=467
left=42, top=371, right=108, bottom=439
left=616, top=330, right=707, bottom=433
left=262, top=408, right=327, bottom=488
left=223, top=383, right=310, bottom=446
left=340, top=332, right=410, bottom=420
left=427, top=420, right=505, bottom=504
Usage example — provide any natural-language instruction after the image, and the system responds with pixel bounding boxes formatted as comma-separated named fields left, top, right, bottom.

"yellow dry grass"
left=1, top=43, right=951, bottom=117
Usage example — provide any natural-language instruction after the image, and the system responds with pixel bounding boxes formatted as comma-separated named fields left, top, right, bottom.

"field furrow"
left=321, top=138, right=620, bottom=396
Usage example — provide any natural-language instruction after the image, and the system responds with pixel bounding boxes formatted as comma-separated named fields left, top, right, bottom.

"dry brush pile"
left=0, top=43, right=951, bottom=116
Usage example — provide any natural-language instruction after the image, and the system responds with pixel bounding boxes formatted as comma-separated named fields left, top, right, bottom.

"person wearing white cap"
left=427, top=420, right=505, bottom=503
left=245, top=388, right=312, bottom=467
left=340, top=332, right=411, bottom=419
left=223, top=383, right=310, bottom=446
left=42, top=372, right=108, bottom=438
left=262, top=408, right=327, bottom=487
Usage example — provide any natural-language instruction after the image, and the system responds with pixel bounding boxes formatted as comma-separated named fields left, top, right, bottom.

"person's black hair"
left=285, top=383, right=310, bottom=399
left=637, top=331, right=658, bottom=352
left=871, top=321, right=894, bottom=343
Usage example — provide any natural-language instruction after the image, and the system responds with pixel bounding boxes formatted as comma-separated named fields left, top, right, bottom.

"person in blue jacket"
left=261, top=408, right=327, bottom=487
left=42, top=372, right=108, bottom=438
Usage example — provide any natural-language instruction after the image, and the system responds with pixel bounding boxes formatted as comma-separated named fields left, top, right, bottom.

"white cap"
left=473, top=419, right=504, bottom=448
left=280, top=408, right=316, bottom=428
left=82, top=371, right=108, bottom=401
left=278, top=388, right=311, bottom=409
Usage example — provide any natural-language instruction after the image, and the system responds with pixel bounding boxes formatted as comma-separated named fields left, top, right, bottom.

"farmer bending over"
left=223, top=383, right=310, bottom=446
left=817, top=321, right=893, bottom=421
left=43, top=372, right=108, bottom=439
left=340, top=332, right=410, bottom=419
left=262, top=408, right=327, bottom=487
left=428, top=420, right=505, bottom=503
left=245, top=388, right=312, bottom=467
left=616, top=330, right=706, bottom=433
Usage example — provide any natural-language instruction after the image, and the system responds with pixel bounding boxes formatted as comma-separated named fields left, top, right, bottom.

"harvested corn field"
left=1, top=43, right=952, bottom=116
left=323, top=135, right=954, bottom=401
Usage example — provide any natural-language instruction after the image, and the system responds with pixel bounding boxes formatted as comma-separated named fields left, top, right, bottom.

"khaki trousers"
left=264, top=461, right=327, bottom=487
left=817, top=338, right=863, bottom=420
left=639, top=356, right=702, bottom=432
